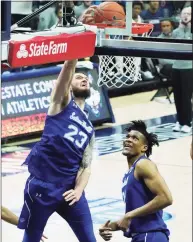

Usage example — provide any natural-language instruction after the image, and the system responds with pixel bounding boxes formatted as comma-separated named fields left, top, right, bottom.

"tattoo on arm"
left=81, top=134, right=95, bottom=168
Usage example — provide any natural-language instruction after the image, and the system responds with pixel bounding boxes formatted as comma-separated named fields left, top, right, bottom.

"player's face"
left=132, top=5, right=142, bottom=18
left=71, top=73, right=91, bottom=99
left=122, top=130, right=148, bottom=157
left=161, top=21, right=172, bottom=34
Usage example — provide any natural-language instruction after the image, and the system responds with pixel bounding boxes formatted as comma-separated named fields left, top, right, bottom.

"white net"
left=97, top=26, right=153, bottom=88
left=98, top=55, right=141, bottom=88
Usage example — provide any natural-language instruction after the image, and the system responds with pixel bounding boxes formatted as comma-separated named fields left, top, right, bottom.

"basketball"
left=96, top=2, right=125, bottom=25
left=81, top=2, right=125, bottom=26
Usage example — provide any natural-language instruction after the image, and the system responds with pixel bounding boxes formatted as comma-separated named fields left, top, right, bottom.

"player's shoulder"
left=136, top=158, right=157, bottom=176
left=48, top=96, right=72, bottom=116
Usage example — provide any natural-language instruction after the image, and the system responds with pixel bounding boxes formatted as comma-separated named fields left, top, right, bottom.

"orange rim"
left=91, top=23, right=154, bottom=35
left=132, top=23, right=154, bottom=34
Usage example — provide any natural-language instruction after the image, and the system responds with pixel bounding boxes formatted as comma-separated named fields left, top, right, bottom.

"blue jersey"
left=24, top=98, right=94, bottom=186
left=122, top=155, right=170, bottom=237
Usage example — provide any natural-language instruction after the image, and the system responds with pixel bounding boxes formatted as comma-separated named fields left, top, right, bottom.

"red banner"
left=8, top=31, right=96, bottom=68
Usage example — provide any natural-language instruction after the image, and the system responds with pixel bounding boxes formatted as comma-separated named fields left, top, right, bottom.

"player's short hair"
left=125, top=120, right=159, bottom=157
left=75, top=69, right=88, bottom=76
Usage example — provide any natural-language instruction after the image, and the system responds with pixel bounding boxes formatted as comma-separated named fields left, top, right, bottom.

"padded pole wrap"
left=8, top=31, right=96, bottom=68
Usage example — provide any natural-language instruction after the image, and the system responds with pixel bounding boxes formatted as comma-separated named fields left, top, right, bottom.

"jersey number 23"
left=64, top=124, right=88, bottom=148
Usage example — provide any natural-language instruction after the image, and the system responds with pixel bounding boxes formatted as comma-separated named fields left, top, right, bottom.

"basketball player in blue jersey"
left=99, top=120, right=173, bottom=242
left=18, top=59, right=96, bottom=242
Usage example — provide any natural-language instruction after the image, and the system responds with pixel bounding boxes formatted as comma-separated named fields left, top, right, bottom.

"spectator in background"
left=140, top=1, right=166, bottom=36
left=132, top=1, right=144, bottom=23
left=143, top=1, right=150, bottom=10
left=157, top=19, right=174, bottom=77
left=36, top=1, right=75, bottom=29
left=159, top=18, right=174, bottom=38
left=55, top=3, right=63, bottom=26
left=11, top=0, right=33, bottom=27
left=74, top=1, right=93, bottom=21
left=184, top=1, right=192, bottom=8
left=37, top=1, right=58, bottom=30
left=61, top=1, right=76, bottom=26
left=172, top=1, right=189, bottom=15
left=141, top=1, right=164, bottom=20
left=132, top=1, right=144, bottom=83
left=172, top=6, right=193, bottom=133
left=160, top=0, right=174, bottom=17
left=32, top=1, right=49, bottom=12
left=171, top=1, right=190, bottom=27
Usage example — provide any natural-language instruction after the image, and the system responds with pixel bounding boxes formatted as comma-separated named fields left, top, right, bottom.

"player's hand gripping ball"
left=80, top=5, right=100, bottom=24
left=81, top=2, right=125, bottom=27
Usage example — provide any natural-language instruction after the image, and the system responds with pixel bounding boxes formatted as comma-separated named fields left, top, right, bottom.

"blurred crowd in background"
left=11, top=1, right=191, bottom=35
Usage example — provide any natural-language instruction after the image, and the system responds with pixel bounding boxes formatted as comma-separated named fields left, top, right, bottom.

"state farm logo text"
left=16, top=41, right=68, bottom=59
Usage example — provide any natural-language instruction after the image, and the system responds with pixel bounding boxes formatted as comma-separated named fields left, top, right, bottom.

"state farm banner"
left=8, top=31, right=96, bottom=68
left=2, top=67, right=114, bottom=139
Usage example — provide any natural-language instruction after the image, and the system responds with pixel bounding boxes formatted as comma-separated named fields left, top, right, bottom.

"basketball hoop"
left=95, top=23, right=154, bottom=88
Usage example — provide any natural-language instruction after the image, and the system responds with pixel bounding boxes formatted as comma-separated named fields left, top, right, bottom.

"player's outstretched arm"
left=117, top=159, right=173, bottom=231
left=48, top=59, right=78, bottom=116
left=63, top=134, right=95, bottom=206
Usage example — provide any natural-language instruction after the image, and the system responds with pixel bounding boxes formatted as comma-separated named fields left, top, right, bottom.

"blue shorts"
left=131, top=232, right=169, bottom=242
left=18, top=176, right=96, bottom=242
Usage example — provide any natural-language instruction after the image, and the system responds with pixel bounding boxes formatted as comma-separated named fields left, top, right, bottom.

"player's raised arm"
left=48, top=59, right=78, bottom=115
